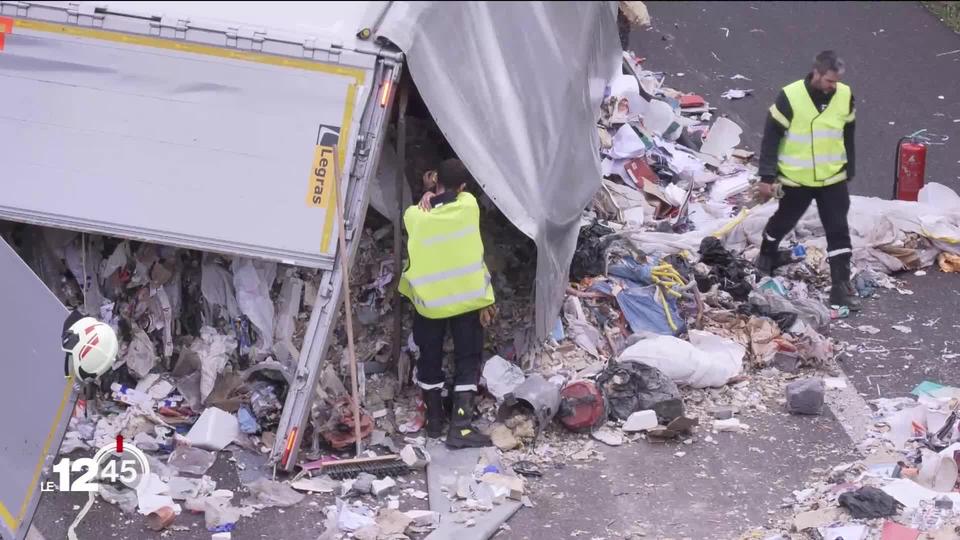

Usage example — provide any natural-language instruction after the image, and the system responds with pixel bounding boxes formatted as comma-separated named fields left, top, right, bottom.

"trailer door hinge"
left=66, top=3, right=103, bottom=27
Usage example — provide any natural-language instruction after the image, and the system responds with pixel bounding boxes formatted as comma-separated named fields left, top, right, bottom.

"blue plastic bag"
left=237, top=406, right=260, bottom=434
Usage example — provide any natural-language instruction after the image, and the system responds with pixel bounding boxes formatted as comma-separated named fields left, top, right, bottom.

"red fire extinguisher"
left=893, top=131, right=927, bottom=201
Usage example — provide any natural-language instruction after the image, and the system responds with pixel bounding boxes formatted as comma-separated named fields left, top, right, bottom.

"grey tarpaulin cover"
left=379, top=2, right=622, bottom=338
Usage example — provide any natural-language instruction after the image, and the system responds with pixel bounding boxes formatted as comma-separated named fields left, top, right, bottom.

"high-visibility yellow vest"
left=769, top=80, right=854, bottom=187
left=398, top=192, right=495, bottom=319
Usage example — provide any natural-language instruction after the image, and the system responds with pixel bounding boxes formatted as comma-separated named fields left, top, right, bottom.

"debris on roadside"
left=721, top=88, right=753, bottom=100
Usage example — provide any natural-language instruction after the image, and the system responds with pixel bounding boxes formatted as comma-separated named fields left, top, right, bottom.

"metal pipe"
left=332, top=144, right=364, bottom=456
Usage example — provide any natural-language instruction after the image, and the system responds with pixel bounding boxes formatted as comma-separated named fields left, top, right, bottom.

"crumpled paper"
left=191, top=326, right=238, bottom=403
left=232, top=257, right=277, bottom=350
left=747, top=316, right=781, bottom=365
left=938, top=252, right=960, bottom=273
left=123, top=325, right=159, bottom=380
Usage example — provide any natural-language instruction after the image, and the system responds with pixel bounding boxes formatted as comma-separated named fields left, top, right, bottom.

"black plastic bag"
left=735, top=303, right=798, bottom=332
left=698, top=237, right=754, bottom=301
left=596, top=361, right=684, bottom=423
left=570, top=223, right=615, bottom=281
left=838, top=486, right=900, bottom=518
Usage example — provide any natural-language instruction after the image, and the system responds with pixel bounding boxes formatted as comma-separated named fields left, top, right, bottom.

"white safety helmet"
left=62, top=316, right=119, bottom=382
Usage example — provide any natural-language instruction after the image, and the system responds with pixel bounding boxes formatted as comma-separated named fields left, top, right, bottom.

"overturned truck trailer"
left=0, top=2, right=398, bottom=537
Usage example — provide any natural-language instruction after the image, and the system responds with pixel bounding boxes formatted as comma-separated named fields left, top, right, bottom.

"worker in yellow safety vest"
left=756, top=50, right=860, bottom=311
left=399, top=159, right=495, bottom=449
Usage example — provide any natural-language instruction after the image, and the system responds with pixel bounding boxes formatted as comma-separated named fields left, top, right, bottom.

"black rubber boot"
left=828, top=257, right=862, bottom=311
left=423, top=389, right=445, bottom=439
left=445, top=391, right=492, bottom=449
left=756, top=250, right=795, bottom=276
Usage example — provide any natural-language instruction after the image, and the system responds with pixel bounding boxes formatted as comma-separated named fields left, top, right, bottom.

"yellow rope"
left=649, top=262, right=686, bottom=332
left=711, top=208, right=750, bottom=239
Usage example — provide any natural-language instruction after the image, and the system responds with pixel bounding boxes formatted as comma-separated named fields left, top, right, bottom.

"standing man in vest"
left=399, top=159, right=494, bottom=449
left=756, top=50, right=860, bottom=310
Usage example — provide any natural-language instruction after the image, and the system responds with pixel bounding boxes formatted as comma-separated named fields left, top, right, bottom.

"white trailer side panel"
left=0, top=237, right=75, bottom=540
left=0, top=11, right=372, bottom=269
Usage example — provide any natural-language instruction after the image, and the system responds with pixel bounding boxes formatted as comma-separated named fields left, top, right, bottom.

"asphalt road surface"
left=642, top=1, right=960, bottom=199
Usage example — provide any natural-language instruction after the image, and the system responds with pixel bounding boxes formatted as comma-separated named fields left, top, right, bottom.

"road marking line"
left=824, top=372, right=874, bottom=447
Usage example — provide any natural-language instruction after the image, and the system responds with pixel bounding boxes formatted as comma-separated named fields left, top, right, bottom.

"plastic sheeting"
left=591, top=279, right=684, bottom=336
left=615, top=184, right=960, bottom=271
left=379, top=2, right=621, bottom=339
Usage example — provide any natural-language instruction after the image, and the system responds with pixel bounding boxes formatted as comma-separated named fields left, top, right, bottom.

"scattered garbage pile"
left=398, top=51, right=960, bottom=535
left=0, top=220, right=337, bottom=530
left=743, top=380, right=960, bottom=539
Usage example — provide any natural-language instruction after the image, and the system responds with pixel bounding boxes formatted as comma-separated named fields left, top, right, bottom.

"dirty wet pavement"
left=16, top=2, right=960, bottom=540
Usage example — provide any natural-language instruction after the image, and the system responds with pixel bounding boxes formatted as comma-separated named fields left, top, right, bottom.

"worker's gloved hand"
left=757, top=180, right=777, bottom=202
left=479, top=305, right=498, bottom=328
left=418, top=191, right=436, bottom=211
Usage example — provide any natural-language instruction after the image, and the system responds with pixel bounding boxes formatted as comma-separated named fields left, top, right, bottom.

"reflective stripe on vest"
left=399, top=192, right=495, bottom=319
left=776, top=79, right=852, bottom=187
left=410, top=273, right=492, bottom=310
left=421, top=225, right=477, bottom=246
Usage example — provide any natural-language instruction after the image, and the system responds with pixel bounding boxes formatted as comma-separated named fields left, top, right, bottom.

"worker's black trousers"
left=413, top=310, right=483, bottom=393
left=761, top=181, right=853, bottom=282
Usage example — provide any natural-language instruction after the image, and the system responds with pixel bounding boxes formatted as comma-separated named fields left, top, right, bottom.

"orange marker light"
left=281, top=427, right=298, bottom=466
left=379, top=79, right=392, bottom=107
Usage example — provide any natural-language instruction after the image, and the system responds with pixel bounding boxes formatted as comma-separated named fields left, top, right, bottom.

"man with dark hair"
left=756, top=50, right=860, bottom=310
left=399, top=159, right=494, bottom=449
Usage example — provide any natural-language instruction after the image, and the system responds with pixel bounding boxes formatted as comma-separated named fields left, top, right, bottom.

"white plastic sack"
left=617, top=330, right=744, bottom=388
left=919, top=182, right=960, bottom=212
left=920, top=215, right=960, bottom=255
left=720, top=192, right=960, bottom=270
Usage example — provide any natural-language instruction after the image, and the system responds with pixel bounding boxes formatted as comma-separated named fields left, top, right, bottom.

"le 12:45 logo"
left=43, top=436, right=151, bottom=492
